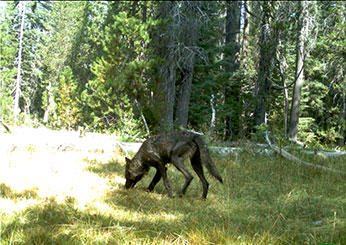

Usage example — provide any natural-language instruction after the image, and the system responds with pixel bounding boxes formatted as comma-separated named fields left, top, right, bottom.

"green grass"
left=1, top=148, right=345, bottom=244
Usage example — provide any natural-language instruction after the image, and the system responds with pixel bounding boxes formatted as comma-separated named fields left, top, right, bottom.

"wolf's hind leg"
left=191, top=153, right=209, bottom=199
left=171, top=157, right=193, bottom=197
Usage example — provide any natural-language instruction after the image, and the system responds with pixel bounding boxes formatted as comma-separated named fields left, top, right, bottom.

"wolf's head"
left=124, top=157, right=145, bottom=189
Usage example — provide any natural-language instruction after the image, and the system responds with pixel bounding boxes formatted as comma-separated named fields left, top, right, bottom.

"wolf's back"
left=193, top=135, right=223, bottom=183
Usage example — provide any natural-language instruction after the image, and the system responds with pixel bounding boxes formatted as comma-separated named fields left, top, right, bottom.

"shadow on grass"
left=84, top=158, right=125, bottom=178
left=2, top=191, right=345, bottom=245
left=77, top=153, right=346, bottom=244
left=1, top=194, right=219, bottom=244
left=1, top=197, right=127, bottom=244
left=84, top=156, right=198, bottom=197
left=2, top=149, right=345, bottom=244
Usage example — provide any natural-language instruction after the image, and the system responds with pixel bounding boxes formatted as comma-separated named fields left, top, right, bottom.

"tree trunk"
left=175, top=2, right=201, bottom=128
left=340, top=76, right=346, bottom=146
left=288, top=1, right=308, bottom=141
left=276, top=40, right=289, bottom=138
left=224, top=0, right=241, bottom=140
left=13, top=1, right=26, bottom=122
left=175, top=54, right=195, bottom=128
left=157, top=2, right=202, bottom=130
left=156, top=2, right=178, bottom=130
left=284, top=80, right=289, bottom=138
left=159, top=62, right=176, bottom=130
left=254, top=4, right=272, bottom=126
left=338, top=12, right=345, bottom=147
left=209, top=94, right=216, bottom=135
left=241, top=0, right=250, bottom=60
left=43, top=80, right=55, bottom=124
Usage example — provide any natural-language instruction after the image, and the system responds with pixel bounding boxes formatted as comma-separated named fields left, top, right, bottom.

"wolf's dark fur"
left=124, top=131, right=223, bottom=199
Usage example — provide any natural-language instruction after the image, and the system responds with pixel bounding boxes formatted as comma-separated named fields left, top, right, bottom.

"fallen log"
left=265, top=131, right=346, bottom=177
left=303, top=150, right=346, bottom=157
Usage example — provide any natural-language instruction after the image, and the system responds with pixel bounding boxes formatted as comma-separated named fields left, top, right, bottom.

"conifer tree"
left=83, top=6, right=155, bottom=135
left=55, top=67, right=81, bottom=130
left=0, top=2, right=17, bottom=122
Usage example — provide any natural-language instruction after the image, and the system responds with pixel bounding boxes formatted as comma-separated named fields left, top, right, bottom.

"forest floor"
left=0, top=127, right=345, bottom=244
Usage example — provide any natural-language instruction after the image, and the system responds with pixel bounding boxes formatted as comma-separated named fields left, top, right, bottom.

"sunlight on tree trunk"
left=288, top=1, right=309, bottom=141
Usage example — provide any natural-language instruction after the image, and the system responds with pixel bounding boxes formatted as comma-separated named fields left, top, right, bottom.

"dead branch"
left=0, top=120, right=11, bottom=133
left=265, top=131, right=346, bottom=177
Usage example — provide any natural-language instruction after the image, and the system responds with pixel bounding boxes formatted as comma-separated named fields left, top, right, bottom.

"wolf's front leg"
left=147, top=168, right=162, bottom=192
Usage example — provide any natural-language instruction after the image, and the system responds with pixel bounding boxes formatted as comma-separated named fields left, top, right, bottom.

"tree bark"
left=43, top=80, right=55, bottom=124
left=254, top=4, right=272, bottom=126
left=157, top=2, right=202, bottom=130
left=159, top=61, right=177, bottom=130
left=175, top=2, right=202, bottom=129
left=224, top=0, right=241, bottom=140
left=175, top=54, right=195, bottom=128
left=284, top=79, right=289, bottom=138
left=13, top=1, right=26, bottom=122
left=276, top=40, right=289, bottom=137
left=340, top=76, right=346, bottom=146
left=339, top=12, right=345, bottom=146
left=288, top=1, right=308, bottom=140
left=209, top=94, right=216, bottom=135
left=156, top=2, right=178, bottom=130
left=241, top=0, right=250, bottom=62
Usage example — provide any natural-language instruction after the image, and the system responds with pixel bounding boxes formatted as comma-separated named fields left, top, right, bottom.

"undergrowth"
left=1, top=146, right=345, bottom=244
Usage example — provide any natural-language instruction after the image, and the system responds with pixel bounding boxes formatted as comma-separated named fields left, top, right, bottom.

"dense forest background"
left=0, top=1, right=345, bottom=146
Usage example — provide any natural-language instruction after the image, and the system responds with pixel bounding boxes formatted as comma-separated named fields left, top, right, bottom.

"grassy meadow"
left=1, top=140, right=345, bottom=244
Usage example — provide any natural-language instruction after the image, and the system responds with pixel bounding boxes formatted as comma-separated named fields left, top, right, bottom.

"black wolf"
left=124, top=131, right=223, bottom=199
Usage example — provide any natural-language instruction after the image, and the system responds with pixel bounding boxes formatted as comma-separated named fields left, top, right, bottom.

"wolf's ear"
left=125, top=157, right=131, bottom=164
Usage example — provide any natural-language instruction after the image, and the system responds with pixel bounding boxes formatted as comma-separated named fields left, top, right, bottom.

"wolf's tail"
left=193, top=135, right=223, bottom=184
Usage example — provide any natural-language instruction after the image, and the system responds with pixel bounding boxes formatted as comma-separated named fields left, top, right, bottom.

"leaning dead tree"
left=265, top=131, right=346, bottom=177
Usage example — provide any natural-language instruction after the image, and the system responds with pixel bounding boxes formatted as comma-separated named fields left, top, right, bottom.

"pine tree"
left=55, top=67, right=81, bottom=130
left=67, top=1, right=107, bottom=90
left=0, top=2, right=17, bottom=122
left=83, top=6, right=156, bottom=136
left=1, top=1, right=52, bottom=123
left=310, top=1, right=346, bottom=145
left=41, top=1, right=85, bottom=125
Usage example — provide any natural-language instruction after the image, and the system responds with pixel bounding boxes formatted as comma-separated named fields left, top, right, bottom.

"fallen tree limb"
left=265, top=131, right=346, bottom=177
left=0, top=120, right=11, bottom=133
left=303, top=150, right=346, bottom=157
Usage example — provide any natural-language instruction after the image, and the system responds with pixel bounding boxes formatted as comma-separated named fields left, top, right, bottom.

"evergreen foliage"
left=82, top=6, right=157, bottom=137
left=55, top=67, right=81, bottom=130
left=0, top=1, right=345, bottom=146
